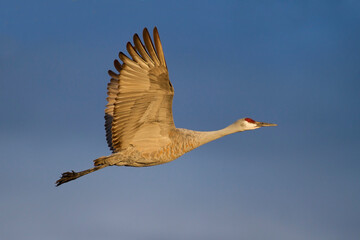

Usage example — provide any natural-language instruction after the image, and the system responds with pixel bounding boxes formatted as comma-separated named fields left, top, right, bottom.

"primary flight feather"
left=56, top=27, right=277, bottom=186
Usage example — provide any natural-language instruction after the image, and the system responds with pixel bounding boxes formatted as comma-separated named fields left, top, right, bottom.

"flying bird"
left=56, top=27, right=277, bottom=186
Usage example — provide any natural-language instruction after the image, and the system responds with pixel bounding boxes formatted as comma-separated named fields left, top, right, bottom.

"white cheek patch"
left=244, top=121, right=258, bottom=129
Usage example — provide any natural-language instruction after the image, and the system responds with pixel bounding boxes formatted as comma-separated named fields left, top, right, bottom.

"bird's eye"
left=245, top=118, right=255, bottom=123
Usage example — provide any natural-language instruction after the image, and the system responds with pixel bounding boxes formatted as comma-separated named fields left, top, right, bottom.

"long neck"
left=197, top=124, right=242, bottom=146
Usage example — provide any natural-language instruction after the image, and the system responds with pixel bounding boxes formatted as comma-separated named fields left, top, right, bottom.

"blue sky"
left=1, top=1, right=360, bottom=239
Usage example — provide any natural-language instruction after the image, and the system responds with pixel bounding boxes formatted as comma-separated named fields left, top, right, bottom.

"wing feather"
left=105, top=75, right=120, bottom=152
left=126, top=42, right=150, bottom=70
left=104, top=27, right=175, bottom=153
left=114, top=59, right=122, bottom=72
left=143, top=28, right=161, bottom=66
left=153, top=27, right=167, bottom=67
left=133, top=34, right=155, bottom=67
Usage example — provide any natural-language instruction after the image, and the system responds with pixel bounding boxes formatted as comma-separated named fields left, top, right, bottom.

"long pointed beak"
left=256, top=121, right=277, bottom=127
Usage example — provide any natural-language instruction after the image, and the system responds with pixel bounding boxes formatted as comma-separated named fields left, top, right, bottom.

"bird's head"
left=231, top=118, right=277, bottom=131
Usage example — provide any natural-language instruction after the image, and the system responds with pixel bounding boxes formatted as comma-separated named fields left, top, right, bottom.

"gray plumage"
left=56, top=27, right=276, bottom=186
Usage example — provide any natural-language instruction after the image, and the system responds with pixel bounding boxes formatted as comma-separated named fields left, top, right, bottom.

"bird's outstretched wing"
left=105, top=27, right=175, bottom=153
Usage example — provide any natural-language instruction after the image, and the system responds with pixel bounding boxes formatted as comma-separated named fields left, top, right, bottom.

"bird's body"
left=56, top=27, right=276, bottom=186
left=96, top=128, right=202, bottom=167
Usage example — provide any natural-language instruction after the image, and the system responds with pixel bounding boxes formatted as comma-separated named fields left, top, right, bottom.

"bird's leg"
left=55, top=164, right=108, bottom=187
left=93, top=155, right=123, bottom=166
left=93, top=156, right=111, bottom=166
left=56, top=155, right=124, bottom=186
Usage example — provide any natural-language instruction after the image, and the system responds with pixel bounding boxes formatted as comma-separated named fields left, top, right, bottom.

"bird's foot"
left=55, top=170, right=79, bottom=187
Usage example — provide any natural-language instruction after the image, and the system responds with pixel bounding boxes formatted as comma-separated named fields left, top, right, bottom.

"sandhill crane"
left=56, top=27, right=277, bottom=186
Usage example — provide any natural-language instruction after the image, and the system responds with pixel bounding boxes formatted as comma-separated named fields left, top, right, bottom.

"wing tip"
left=108, top=70, right=118, bottom=78
left=114, top=59, right=122, bottom=72
left=143, top=27, right=150, bottom=36
left=153, top=26, right=159, bottom=36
